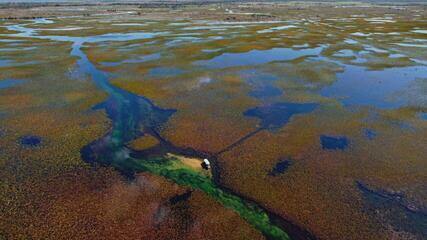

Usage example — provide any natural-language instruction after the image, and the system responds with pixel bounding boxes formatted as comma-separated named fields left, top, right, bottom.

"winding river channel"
left=3, top=19, right=317, bottom=240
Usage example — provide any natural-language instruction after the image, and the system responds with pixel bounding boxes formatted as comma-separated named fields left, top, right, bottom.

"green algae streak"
left=113, top=156, right=291, bottom=240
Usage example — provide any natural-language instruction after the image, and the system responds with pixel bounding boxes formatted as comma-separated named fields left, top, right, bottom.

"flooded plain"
left=0, top=4, right=426, bottom=240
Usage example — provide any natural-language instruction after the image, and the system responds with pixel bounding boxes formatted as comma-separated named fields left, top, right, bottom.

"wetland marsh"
left=0, top=2, right=426, bottom=240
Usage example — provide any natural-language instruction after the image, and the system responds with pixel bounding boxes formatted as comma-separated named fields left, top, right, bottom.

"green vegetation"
left=130, top=156, right=291, bottom=240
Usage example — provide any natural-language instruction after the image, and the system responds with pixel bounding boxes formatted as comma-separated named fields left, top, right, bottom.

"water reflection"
left=195, top=47, right=323, bottom=68
left=321, top=65, right=427, bottom=109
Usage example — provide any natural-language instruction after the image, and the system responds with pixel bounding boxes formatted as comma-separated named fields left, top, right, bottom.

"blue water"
left=0, top=79, right=25, bottom=89
left=244, top=102, right=318, bottom=130
left=418, top=112, right=427, bottom=120
left=269, top=158, right=292, bottom=176
left=0, top=60, right=15, bottom=67
left=195, top=47, right=323, bottom=69
left=32, top=18, right=54, bottom=24
left=321, top=65, right=427, bottom=109
left=20, top=135, right=42, bottom=147
left=70, top=41, right=176, bottom=149
left=6, top=24, right=162, bottom=44
left=320, top=135, right=349, bottom=150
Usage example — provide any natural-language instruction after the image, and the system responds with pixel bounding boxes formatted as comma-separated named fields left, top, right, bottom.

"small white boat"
left=202, top=158, right=211, bottom=170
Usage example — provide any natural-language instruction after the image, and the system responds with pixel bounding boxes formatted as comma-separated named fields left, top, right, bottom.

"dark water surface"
left=244, top=102, right=318, bottom=130
left=269, top=159, right=292, bottom=176
left=320, top=135, right=349, bottom=150
left=20, top=135, right=42, bottom=147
